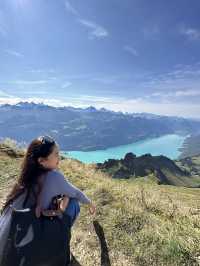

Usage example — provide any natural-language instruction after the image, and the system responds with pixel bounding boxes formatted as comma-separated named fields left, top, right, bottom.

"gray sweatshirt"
left=39, top=169, right=91, bottom=209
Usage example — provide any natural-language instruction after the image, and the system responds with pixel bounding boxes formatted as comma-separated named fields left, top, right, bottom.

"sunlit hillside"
left=1, top=141, right=200, bottom=266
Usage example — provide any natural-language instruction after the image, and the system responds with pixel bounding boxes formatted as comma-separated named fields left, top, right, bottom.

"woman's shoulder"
left=44, top=169, right=66, bottom=182
left=42, top=169, right=70, bottom=193
left=46, top=168, right=64, bottom=176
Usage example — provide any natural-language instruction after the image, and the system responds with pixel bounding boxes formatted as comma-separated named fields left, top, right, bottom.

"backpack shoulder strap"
left=22, top=187, right=30, bottom=208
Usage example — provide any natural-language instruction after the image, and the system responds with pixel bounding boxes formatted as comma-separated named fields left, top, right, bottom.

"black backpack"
left=0, top=190, right=71, bottom=266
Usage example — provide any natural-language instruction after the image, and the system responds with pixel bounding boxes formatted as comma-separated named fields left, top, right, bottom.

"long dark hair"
left=1, top=135, right=57, bottom=213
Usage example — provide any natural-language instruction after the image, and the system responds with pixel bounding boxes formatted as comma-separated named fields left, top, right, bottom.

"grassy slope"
left=1, top=149, right=200, bottom=265
left=175, top=155, right=200, bottom=187
left=97, top=155, right=200, bottom=188
left=178, top=134, right=200, bottom=159
left=161, top=167, right=200, bottom=187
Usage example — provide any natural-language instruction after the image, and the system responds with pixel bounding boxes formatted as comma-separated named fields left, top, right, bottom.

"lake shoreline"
left=177, top=134, right=200, bottom=159
left=61, top=134, right=188, bottom=164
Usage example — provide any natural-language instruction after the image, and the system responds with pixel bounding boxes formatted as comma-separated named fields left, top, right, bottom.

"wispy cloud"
left=174, top=89, right=200, bottom=97
left=5, top=49, right=24, bottom=58
left=140, top=62, right=200, bottom=92
left=75, top=94, right=120, bottom=104
left=90, top=74, right=127, bottom=85
left=65, top=1, right=79, bottom=16
left=64, top=1, right=109, bottom=40
left=124, top=45, right=139, bottom=57
left=61, top=81, right=72, bottom=89
left=144, top=64, right=200, bottom=104
left=91, top=77, right=117, bottom=85
left=180, top=26, right=200, bottom=41
left=151, top=89, right=200, bottom=98
left=7, top=80, right=48, bottom=85
left=78, top=19, right=109, bottom=39
left=27, top=69, right=55, bottom=74
left=0, top=89, right=13, bottom=98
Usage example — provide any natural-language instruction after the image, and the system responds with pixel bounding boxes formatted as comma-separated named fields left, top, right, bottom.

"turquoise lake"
left=60, top=134, right=189, bottom=164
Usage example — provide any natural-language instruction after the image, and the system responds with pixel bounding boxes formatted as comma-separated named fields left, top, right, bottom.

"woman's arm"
left=61, top=178, right=92, bottom=204
left=47, top=170, right=92, bottom=204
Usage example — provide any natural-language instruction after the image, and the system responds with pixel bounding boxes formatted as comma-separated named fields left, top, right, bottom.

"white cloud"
left=49, top=77, right=57, bottom=81
left=78, top=19, right=109, bottom=39
left=5, top=49, right=24, bottom=58
left=65, top=1, right=79, bottom=16
left=64, top=1, right=108, bottom=40
left=61, top=81, right=72, bottom=89
left=140, top=62, right=200, bottom=92
left=18, top=90, right=48, bottom=95
left=180, top=26, right=200, bottom=41
left=8, top=80, right=48, bottom=85
left=91, top=76, right=118, bottom=85
left=27, top=69, right=55, bottom=74
left=74, top=94, right=120, bottom=103
left=175, top=89, right=200, bottom=96
left=150, top=89, right=200, bottom=98
left=124, top=45, right=139, bottom=57
left=0, top=89, right=13, bottom=98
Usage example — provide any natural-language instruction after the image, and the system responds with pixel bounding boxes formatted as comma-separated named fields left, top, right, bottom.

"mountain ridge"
left=0, top=102, right=200, bottom=153
left=95, top=152, right=200, bottom=187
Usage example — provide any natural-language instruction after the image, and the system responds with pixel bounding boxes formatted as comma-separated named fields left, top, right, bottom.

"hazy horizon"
left=1, top=100, right=200, bottom=121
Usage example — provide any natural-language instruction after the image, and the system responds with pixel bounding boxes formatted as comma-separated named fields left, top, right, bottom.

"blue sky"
left=0, top=0, right=200, bottom=118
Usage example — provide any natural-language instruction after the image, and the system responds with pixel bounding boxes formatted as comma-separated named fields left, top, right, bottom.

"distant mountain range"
left=1, top=101, right=200, bottom=152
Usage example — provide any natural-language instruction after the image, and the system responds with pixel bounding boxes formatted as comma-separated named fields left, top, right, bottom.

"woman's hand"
left=35, top=205, right=42, bottom=218
left=59, top=195, right=70, bottom=212
left=88, top=202, right=96, bottom=215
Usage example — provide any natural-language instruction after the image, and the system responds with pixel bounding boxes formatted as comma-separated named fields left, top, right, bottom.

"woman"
left=0, top=135, right=96, bottom=264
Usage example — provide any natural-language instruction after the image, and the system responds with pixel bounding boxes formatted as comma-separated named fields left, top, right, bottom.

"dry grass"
left=1, top=148, right=200, bottom=265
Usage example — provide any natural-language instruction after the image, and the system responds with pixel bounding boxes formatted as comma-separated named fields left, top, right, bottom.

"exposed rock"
left=113, top=167, right=131, bottom=179
left=0, top=144, right=25, bottom=158
left=124, top=152, right=136, bottom=161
